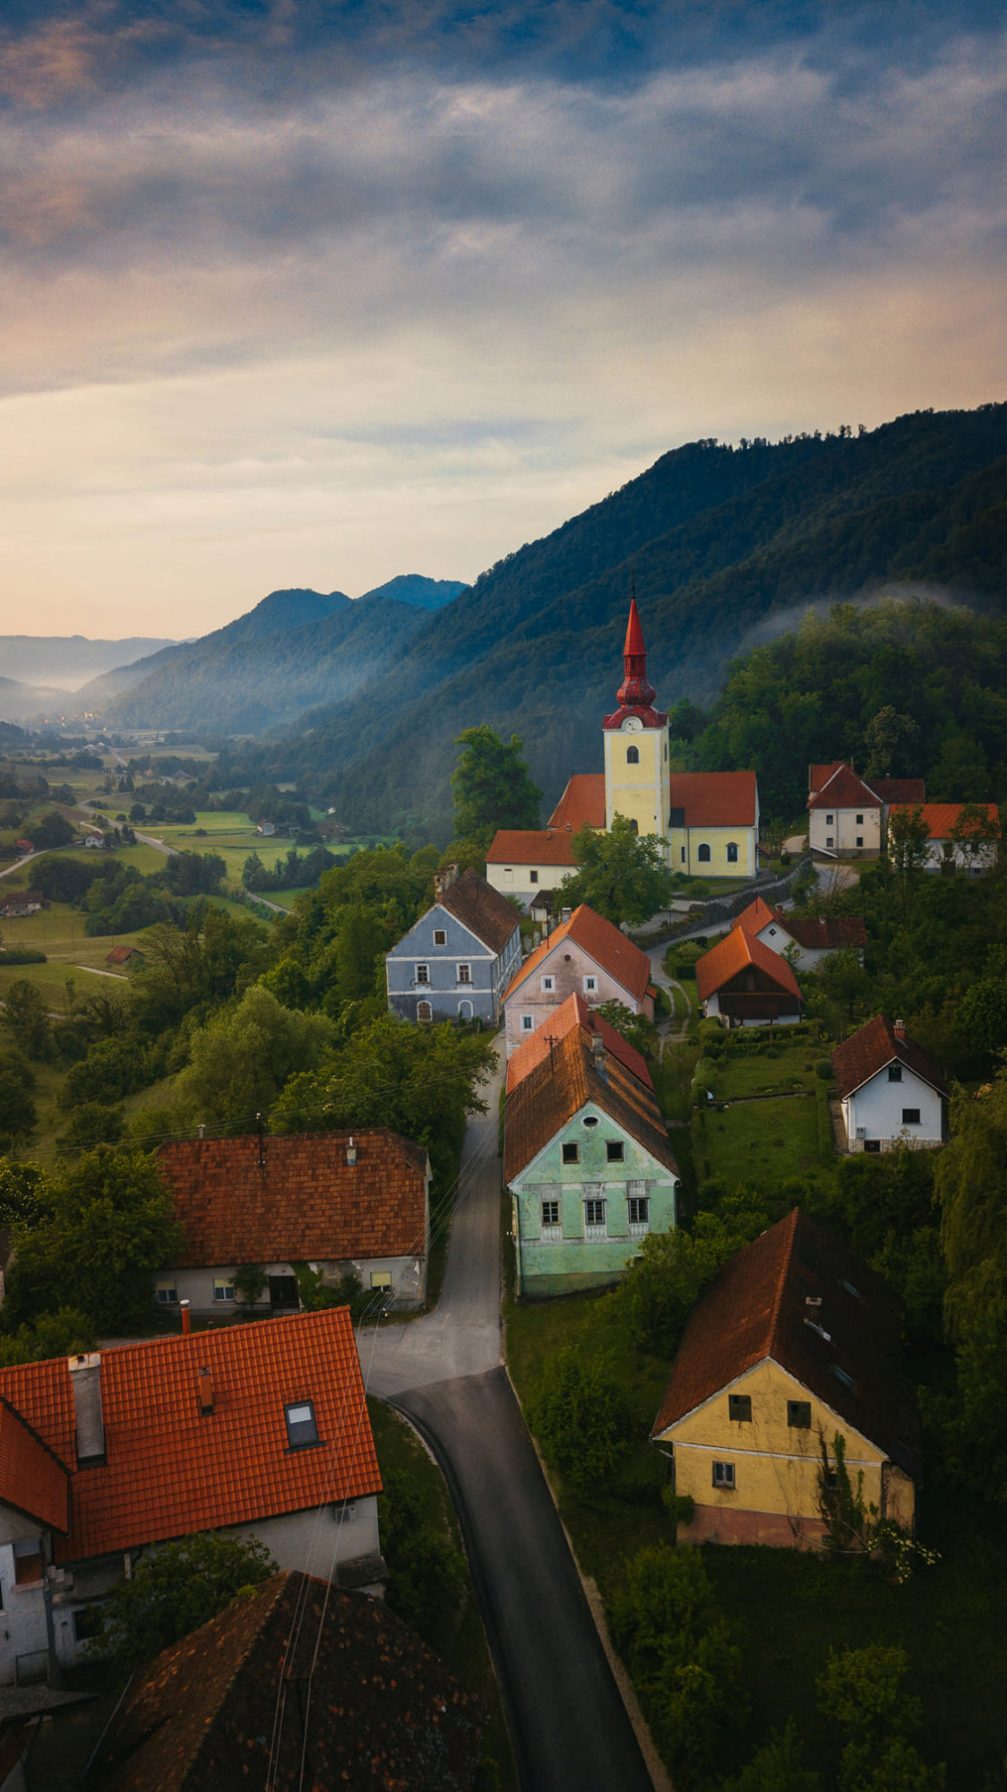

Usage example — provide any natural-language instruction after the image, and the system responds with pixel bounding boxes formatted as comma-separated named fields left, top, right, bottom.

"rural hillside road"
left=366, top=1052, right=653, bottom=1792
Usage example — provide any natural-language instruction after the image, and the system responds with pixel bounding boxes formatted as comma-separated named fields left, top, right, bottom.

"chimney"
left=561, top=907, right=572, bottom=924
left=197, top=1123, right=205, bottom=1140
left=805, top=1296, right=822, bottom=1311
left=894, top=1018, right=906, bottom=1040
left=434, top=862, right=459, bottom=901
left=346, top=1136, right=358, bottom=1167
left=68, top=1353, right=106, bottom=1468
left=197, top=1366, right=214, bottom=1417
left=590, top=1032, right=606, bottom=1077
left=180, top=1299, right=191, bottom=1336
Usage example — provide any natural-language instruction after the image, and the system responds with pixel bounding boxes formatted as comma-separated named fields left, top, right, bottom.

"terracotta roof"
left=668, top=771, right=757, bottom=827
left=485, top=828, right=578, bottom=868
left=504, top=1024, right=678, bottom=1184
left=651, top=1209, right=921, bottom=1475
left=887, top=801, right=999, bottom=840
left=159, top=1130, right=428, bottom=1268
left=831, top=1014, right=948, bottom=1100
left=547, top=773, right=606, bottom=832
left=695, top=927, right=802, bottom=1002
left=105, top=944, right=142, bottom=965
left=731, top=896, right=778, bottom=936
left=0, top=1310, right=381, bottom=1564
left=779, top=914, right=867, bottom=950
left=807, top=764, right=881, bottom=812
left=504, top=904, right=652, bottom=1004
left=505, top=992, right=652, bottom=1094
left=0, top=1398, right=70, bottom=1533
left=872, top=778, right=926, bottom=804
left=92, top=1571, right=483, bottom=1792
left=809, top=762, right=843, bottom=793
left=438, top=867, right=521, bottom=954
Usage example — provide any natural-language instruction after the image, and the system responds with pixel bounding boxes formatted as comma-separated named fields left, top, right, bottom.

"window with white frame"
left=417, top=999, right=433, bottom=1022
left=583, top=1192, right=606, bottom=1236
left=521, top=1014, right=534, bottom=1032
left=415, top=963, right=430, bottom=985
left=457, top=963, right=471, bottom=984
left=154, top=1278, right=178, bottom=1304
left=212, top=1278, right=235, bottom=1303
left=726, top=842, right=739, bottom=863
left=530, top=869, right=539, bottom=884
left=584, top=975, right=598, bottom=994
left=540, top=1198, right=561, bottom=1235
left=712, top=1461, right=735, bottom=1489
left=542, top=975, right=555, bottom=991
left=628, top=1194, right=650, bottom=1233
left=433, top=928, right=446, bottom=946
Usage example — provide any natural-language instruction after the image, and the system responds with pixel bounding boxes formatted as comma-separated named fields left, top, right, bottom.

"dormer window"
left=285, top=1400, right=320, bottom=1449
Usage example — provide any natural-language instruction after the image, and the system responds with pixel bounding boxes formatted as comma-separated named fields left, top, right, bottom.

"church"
left=485, top=601, right=759, bottom=908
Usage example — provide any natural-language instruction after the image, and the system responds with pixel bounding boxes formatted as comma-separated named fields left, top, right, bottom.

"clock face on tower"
left=623, top=716, right=643, bottom=732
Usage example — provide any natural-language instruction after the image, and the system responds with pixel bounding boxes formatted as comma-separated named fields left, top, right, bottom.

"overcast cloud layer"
left=1, top=0, right=1004, bottom=637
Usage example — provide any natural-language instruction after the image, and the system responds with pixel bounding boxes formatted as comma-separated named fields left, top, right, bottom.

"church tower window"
left=626, top=745, right=639, bottom=765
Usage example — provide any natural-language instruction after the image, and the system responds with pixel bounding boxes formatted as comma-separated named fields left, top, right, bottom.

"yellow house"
left=651, top=1209, right=919, bottom=1548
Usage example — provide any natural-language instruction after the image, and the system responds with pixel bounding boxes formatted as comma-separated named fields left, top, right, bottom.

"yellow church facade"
left=486, top=601, right=760, bottom=906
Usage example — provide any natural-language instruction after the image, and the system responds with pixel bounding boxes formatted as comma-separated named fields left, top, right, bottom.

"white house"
left=501, top=903, right=655, bottom=1057
left=731, top=896, right=867, bottom=971
left=0, top=1309, right=383, bottom=1687
left=886, top=802, right=1000, bottom=872
left=832, top=1014, right=947, bottom=1153
left=807, top=763, right=925, bottom=859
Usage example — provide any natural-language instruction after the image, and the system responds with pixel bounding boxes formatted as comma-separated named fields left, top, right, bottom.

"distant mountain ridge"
left=231, top=403, right=1007, bottom=838
left=0, top=674, right=70, bottom=722
left=0, top=634, right=175, bottom=692
left=90, top=575, right=465, bottom=732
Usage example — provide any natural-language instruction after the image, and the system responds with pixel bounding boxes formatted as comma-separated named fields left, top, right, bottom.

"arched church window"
left=629, top=819, right=639, bottom=835
left=697, top=843, right=711, bottom=863
left=726, top=843, right=739, bottom=864
left=626, top=745, right=640, bottom=765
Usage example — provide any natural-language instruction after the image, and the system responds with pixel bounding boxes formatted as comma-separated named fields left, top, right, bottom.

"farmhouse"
left=732, top=896, right=866, bottom=970
left=157, top=1129, right=430, bottom=1310
left=386, top=864, right=521, bottom=1025
left=887, top=801, right=1000, bottom=871
left=501, top=903, right=654, bottom=1056
left=651, top=1208, right=919, bottom=1548
left=807, top=762, right=925, bottom=859
left=832, top=1014, right=947, bottom=1152
left=0, top=1311, right=383, bottom=1687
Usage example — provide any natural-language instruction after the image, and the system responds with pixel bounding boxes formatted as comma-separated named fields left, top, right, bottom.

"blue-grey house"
left=386, top=867, right=522, bottom=1026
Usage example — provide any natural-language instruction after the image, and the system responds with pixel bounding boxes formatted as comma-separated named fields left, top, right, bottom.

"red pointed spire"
left=616, top=597, right=656, bottom=709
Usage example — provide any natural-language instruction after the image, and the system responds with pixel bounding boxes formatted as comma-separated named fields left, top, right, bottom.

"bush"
left=528, top=1348, right=632, bottom=1493
left=94, top=1532, right=274, bottom=1668
left=0, top=948, right=46, bottom=966
left=815, top=1058, right=834, bottom=1080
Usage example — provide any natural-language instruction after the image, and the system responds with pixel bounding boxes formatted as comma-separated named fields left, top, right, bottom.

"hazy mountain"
left=0, top=634, right=175, bottom=692
left=237, top=403, right=1007, bottom=838
left=358, top=574, right=466, bottom=610
left=0, top=674, right=70, bottom=722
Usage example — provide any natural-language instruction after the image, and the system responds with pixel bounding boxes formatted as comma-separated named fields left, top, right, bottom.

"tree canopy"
left=560, top=814, right=675, bottom=924
left=451, top=725, right=541, bottom=844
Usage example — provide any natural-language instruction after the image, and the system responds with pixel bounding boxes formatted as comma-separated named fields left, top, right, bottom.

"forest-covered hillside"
left=230, top=404, right=1007, bottom=836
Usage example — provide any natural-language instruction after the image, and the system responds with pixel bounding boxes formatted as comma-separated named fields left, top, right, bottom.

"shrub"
left=0, top=948, right=46, bottom=966
left=528, top=1348, right=632, bottom=1493
left=815, top=1058, right=834, bottom=1080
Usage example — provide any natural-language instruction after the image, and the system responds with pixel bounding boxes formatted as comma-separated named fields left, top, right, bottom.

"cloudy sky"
left=1, top=0, right=1004, bottom=639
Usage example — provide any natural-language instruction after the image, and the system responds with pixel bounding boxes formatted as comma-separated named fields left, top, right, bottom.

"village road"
left=365, top=1054, right=653, bottom=1792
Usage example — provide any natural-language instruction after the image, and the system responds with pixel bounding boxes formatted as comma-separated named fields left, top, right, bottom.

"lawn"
left=694, top=1089, right=828, bottom=1188
left=711, top=1034, right=823, bottom=1100
left=705, top=1481, right=1007, bottom=1786
left=367, top=1399, right=517, bottom=1791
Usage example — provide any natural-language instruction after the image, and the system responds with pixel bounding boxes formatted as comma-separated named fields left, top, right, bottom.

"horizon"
left=0, top=1, right=1004, bottom=639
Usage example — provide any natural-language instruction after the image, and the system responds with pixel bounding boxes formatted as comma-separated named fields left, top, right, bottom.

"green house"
left=504, top=1002, right=679, bottom=1297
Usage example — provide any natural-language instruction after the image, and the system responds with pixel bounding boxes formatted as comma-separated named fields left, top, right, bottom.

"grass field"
left=367, top=1399, right=517, bottom=1791
left=695, top=1089, right=826, bottom=1186
left=711, top=1034, right=822, bottom=1100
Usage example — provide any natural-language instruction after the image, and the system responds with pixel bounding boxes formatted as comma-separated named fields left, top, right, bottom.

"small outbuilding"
left=696, top=926, right=802, bottom=1026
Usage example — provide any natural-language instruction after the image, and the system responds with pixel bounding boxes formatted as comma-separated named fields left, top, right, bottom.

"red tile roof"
left=0, top=1399, right=70, bottom=1533
left=105, top=944, right=143, bottom=965
left=547, top=773, right=606, bottom=832
left=807, top=763, right=881, bottom=811
left=695, top=926, right=802, bottom=1001
left=651, top=1210, right=920, bottom=1474
left=159, top=1131, right=428, bottom=1268
left=731, top=896, right=778, bottom=936
left=504, top=904, right=652, bottom=1003
left=733, top=899, right=866, bottom=951
left=887, top=801, right=999, bottom=840
left=831, top=1014, right=948, bottom=1100
left=809, top=762, right=843, bottom=793
left=871, top=778, right=926, bottom=804
left=504, top=1025, right=678, bottom=1184
left=486, top=828, right=579, bottom=868
left=93, top=1570, right=484, bottom=1792
left=505, top=992, right=652, bottom=1094
left=0, top=1310, right=381, bottom=1564
left=439, top=867, right=521, bottom=954
left=669, top=771, right=757, bottom=826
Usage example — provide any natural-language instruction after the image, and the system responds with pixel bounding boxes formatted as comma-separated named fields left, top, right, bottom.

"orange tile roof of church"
left=547, top=774, right=606, bottom=831
left=485, top=828, right=579, bottom=867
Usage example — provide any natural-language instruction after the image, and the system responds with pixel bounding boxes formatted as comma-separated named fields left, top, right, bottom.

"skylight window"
left=831, top=1365, right=855, bottom=1390
left=285, top=1400, right=320, bottom=1449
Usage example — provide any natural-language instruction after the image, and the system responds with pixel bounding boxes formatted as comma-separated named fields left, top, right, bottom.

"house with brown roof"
left=501, top=903, right=655, bottom=1057
left=651, top=1209, right=920, bottom=1548
left=90, top=1570, right=484, bottom=1792
left=105, top=943, right=145, bottom=968
left=887, top=801, right=1000, bottom=872
left=0, top=1311, right=383, bottom=1687
left=385, top=864, right=521, bottom=1026
left=807, top=762, right=926, bottom=860
left=505, top=1016, right=678, bottom=1296
left=505, top=991, right=651, bottom=1095
left=732, top=895, right=867, bottom=970
left=696, top=926, right=803, bottom=1026
left=832, top=1015, right=947, bottom=1152
left=0, top=890, right=44, bottom=919
left=157, top=1129, right=431, bottom=1311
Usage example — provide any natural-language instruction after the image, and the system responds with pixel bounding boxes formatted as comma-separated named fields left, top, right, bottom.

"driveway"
left=366, top=1053, right=653, bottom=1792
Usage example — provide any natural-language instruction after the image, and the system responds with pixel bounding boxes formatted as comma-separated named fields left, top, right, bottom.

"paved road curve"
left=366, top=1054, right=653, bottom=1792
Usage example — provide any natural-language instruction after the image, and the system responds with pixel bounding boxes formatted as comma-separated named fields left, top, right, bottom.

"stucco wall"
left=0, top=1535, right=51, bottom=1688
left=669, top=824, right=758, bottom=879
left=386, top=903, right=520, bottom=1025
left=657, top=1357, right=915, bottom=1545
left=486, top=861, right=573, bottom=910
left=504, top=942, right=651, bottom=1055
left=809, top=806, right=882, bottom=857
left=159, top=1253, right=426, bottom=1314
left=604, top=726, right=670, bottom=838
left=511, top=1100, right=677, bottom=1296
left=842, top=1065, right=943, bottom=1149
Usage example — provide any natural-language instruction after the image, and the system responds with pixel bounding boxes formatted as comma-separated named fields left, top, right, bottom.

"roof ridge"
left=766, top=1208, right=801, bottom=1360
left=0, top=1394, right=73, bottom=1480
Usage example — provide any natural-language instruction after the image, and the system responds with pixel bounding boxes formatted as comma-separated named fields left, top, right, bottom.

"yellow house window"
left=787, top=1400, right=811, bottom=1429
left=728, top=1394, right=751, bottom=1422
left=712, top=1461, right=735, bottom=1489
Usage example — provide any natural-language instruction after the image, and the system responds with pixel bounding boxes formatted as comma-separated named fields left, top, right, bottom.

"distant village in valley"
left=0, top=578, right=1003, bottom=1792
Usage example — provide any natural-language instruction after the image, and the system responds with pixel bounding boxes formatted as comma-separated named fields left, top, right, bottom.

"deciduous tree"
left=451, top=726, right=541, bottom=844
left=560, top=815, right=674, bottom=925
left=94, top=1532, right=274, bottom=1669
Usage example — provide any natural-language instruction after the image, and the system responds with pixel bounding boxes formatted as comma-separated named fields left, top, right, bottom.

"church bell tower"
left=602, top=598, right=671, bottom=848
